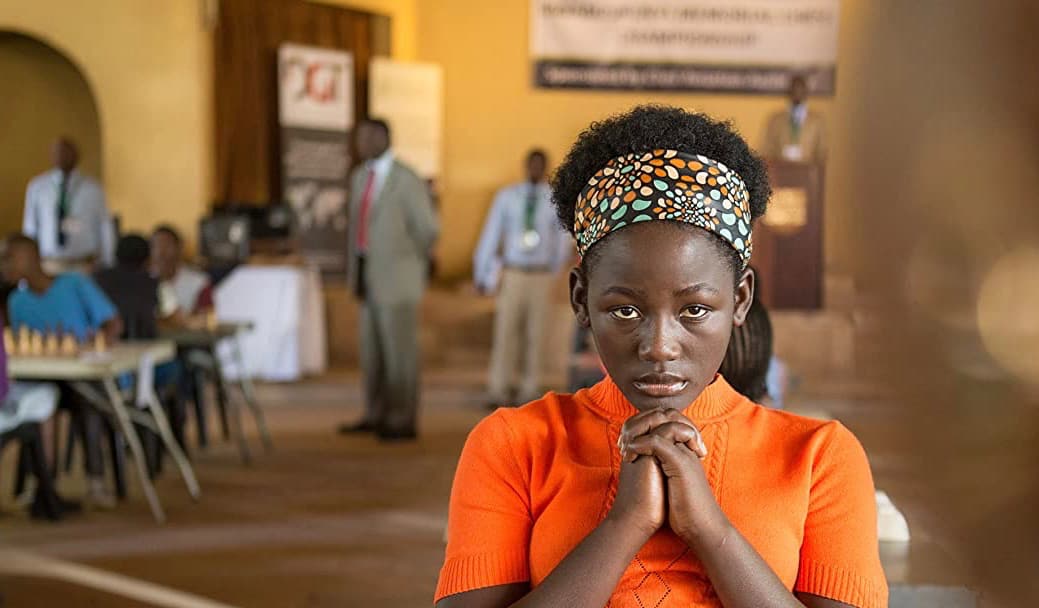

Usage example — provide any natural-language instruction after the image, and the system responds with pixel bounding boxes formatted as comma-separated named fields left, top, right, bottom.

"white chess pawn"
left=3, top=328, right=14, bottom=355
left=94, top=333, right=107, bottom=353
left=44, top=333, right=60, bottom=356
left=17, top=326, right=31, bottom=356
left=30, top=331, right=44, bottom=356
left=61, top=334, right=78, bottom=357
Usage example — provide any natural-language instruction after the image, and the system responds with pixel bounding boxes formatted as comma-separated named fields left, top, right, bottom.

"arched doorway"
left=0, top=31, right=101, bottom=236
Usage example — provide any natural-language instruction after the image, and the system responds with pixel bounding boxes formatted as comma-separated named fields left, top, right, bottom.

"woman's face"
left=571, top=222, right=754, bottom=412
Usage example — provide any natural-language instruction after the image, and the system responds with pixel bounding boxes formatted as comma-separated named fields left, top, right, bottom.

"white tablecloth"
left=214, top=265, right=327, bottom=381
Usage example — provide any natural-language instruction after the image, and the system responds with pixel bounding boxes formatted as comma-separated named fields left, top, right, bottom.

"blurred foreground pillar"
left=842, top=2, right=1039, bottom=606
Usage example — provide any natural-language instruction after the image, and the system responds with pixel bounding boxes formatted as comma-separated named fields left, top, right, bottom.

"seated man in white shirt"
left=151, top=225, right=222, bottom=447
left=151, top=225, right=212, bottom=315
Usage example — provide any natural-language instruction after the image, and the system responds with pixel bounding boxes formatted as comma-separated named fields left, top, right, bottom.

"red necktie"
left=356, top=168, right=376, bottom=252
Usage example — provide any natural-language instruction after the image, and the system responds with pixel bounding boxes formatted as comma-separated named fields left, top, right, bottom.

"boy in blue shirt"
left=4, top=234, right=122, bottom=508
left=6, top=236, right=122, bottom=342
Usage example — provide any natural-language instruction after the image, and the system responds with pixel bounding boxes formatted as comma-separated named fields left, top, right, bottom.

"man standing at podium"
left=762, top=75, right=828, bottom=164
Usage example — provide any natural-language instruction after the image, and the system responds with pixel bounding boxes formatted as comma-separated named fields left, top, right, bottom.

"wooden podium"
left=752, top=160, right=825, bottom=310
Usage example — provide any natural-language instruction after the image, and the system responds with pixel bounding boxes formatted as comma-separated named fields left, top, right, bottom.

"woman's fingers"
left=618, top=408, right=689, bottom=447
left=623, top=433, right=701, bottom=474
left=619, top=414, right=707, bottom=460
left=655, top=421, right=708, bottom=459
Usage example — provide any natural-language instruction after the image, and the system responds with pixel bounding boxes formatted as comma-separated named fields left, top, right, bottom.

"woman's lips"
left=632, top=379, right=689, bottom=398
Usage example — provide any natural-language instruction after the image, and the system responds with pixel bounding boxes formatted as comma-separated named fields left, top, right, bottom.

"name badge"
left=521, top=230, right=541, bottom=250
left=61, top=217, right=84, bottom=235
left=781, top=144, right=804, bottom=162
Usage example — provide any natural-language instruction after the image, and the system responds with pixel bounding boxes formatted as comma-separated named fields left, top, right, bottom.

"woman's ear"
left=732, top=267, right=755, bottom=327
left=570, top=266, right=591, bottom=328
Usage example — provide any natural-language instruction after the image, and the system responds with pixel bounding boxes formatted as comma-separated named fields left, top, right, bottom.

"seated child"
left=4, top=233, right=122, bottom=508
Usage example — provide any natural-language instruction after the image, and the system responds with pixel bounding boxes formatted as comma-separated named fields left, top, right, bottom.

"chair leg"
left=14, top=442, right=29, bottom=496
left=63, top=415, right=78, bottom=474
left=137, top=423, right=161, bottom=480
left=0, top=434, right=8, bottom=495
left=165, top=390, right=188, bottom=454
left=105, top=419, right=127, bottom=500
left=190, top=367, right=209, bottom=448
left=150, top=423, right=165, bottom=477
left=214, top=368, right=231, bottom=441
left=51, top=412, right=63, bottom=476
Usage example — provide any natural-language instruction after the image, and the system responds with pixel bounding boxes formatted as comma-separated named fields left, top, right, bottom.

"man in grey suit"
left=339, top=119, right=439, bottom=441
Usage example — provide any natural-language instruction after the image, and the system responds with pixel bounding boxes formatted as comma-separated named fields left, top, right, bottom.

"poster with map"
left=278, top=43, right=354, bottom=277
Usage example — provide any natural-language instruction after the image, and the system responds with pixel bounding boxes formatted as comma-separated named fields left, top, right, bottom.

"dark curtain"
left=213, top=0, right=373, bottom=205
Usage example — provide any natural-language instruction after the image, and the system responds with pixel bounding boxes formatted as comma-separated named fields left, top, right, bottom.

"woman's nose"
left=638, top=316, right=681, bottom=363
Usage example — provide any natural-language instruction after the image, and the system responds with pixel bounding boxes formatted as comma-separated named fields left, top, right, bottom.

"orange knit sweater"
left=436, top=376, right=888, bottom=607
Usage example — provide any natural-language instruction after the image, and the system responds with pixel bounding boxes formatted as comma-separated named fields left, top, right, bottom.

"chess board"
left=7, top=341, right=176, bottom=381
left=3, top=327, right=109, bottom=358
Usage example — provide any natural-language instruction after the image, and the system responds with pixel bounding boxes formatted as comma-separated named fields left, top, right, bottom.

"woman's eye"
left=610, top=306, right=641, bottom=320
left=680, top=306, right=709, bottom=320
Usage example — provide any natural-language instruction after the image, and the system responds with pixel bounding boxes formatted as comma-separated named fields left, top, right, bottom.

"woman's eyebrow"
left=675, top=283, right=720, bottom=297
left=600, top=285, right=645, bottom=298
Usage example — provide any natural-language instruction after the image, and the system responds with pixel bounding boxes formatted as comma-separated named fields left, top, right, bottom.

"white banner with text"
left=531, top=0, right=839, bottom=93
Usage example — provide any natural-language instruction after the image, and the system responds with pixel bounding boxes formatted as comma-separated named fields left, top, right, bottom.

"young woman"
left=436, top=107, right=886, bottom=608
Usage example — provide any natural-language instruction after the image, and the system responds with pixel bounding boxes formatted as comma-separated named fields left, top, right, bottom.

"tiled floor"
left=0, top=370, right=972, bottom=606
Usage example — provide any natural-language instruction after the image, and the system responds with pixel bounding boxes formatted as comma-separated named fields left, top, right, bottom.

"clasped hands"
left=608, top=408, right=730, bottom=550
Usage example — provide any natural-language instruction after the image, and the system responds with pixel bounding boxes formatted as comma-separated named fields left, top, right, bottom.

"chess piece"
left=61, top=334, right=78, bottom=357
left=3, top=328, right=14, bottom=355
left=17, top=326, right=31, bottom=356
left=30, top=331, right=44, bottom=356
left=94, top=333, right=107, bottom=354
left=44, top=332, right=60, bottom=357
left=206, top=311, right=218, bottom=331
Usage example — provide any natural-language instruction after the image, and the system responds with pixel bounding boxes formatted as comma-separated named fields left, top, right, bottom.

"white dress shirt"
left=791, top=103, right=808, bottom=129
left=23, top=168, right=115, bottom=265
left=365, top=149, right=396, bottom=203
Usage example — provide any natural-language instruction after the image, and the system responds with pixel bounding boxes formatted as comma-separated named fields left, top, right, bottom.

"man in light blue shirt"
left=473, top=150, right=572, bottom=407
left=23, top=138, right=115, bottom=272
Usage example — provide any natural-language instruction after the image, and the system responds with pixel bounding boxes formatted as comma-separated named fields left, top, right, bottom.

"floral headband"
left=574, top=149, right=753, bottom=268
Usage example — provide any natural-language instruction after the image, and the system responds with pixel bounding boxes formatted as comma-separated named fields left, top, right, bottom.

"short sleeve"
left=157, top=282, right=179, bottom=318
left=72, top=274, right=117, bottom=328
left=435, top=411, right=532, bottom=602
left=7, top=294, right=26, bottom=329
left=795, top=423, right=888, bottom=608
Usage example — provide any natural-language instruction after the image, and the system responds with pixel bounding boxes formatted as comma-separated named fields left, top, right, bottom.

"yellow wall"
left=0, top=33, right=101, bottom=237
left=0, top=1, right=212, bottom=250
left=416, top=0, right=863, bottom=280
